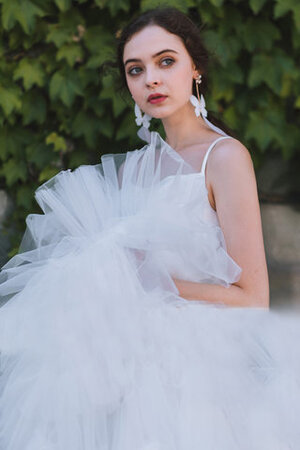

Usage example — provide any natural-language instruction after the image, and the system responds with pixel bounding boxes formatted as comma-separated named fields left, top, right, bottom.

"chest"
left=175, top=145, right=208, bottom=173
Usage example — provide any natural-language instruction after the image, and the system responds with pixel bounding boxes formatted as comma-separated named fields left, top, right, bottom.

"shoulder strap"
left=200, top=136, right=232, bottom=175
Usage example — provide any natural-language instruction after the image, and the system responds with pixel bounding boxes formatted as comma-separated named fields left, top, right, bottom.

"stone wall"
left=261, top=204, right=300, bottom=309
left=0, top=191, right=299, bottom=307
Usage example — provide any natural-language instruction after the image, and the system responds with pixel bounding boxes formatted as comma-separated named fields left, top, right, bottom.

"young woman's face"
left=123, top=25, right=197, bottom=119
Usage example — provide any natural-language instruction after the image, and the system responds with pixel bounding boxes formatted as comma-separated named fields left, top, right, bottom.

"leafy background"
left=0, top=0, right=299, bottom=259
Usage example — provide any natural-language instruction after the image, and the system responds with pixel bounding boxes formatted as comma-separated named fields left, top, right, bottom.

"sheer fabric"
left=0, top=132, right=299, bottom=450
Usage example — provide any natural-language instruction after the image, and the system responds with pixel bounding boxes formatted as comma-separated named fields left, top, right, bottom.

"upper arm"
left=207, top=139, right=269, bottom=307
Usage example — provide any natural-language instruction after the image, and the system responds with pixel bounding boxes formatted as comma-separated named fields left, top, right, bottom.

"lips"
left=147, top=93, right=168, bottom=104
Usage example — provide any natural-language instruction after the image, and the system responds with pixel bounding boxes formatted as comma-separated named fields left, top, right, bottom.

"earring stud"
left=196, top=74, right=202, bottom=85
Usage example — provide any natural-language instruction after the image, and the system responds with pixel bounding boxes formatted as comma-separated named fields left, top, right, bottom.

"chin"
left=146, top=108, right=175, bottom=120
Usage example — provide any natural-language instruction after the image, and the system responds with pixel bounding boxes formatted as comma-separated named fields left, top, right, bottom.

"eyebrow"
left=124, top=49, right=178, bottom=66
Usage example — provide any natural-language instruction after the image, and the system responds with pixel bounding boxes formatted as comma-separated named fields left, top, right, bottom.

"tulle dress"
left=0, top=131, right=300, bottom=450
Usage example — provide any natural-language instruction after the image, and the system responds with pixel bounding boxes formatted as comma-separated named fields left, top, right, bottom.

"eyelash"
left=127, top=57, right=175, bottom=76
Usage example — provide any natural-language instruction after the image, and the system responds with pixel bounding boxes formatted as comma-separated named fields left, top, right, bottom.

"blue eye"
left=128, top=66, right=142, bottom=76
left=161, top=58, right=174, bottom=66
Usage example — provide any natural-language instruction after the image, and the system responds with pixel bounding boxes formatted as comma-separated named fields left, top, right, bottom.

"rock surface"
left=261, top=203, right=300, bottom=308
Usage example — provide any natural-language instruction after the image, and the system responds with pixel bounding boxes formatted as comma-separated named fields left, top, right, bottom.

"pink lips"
left=147, top=93, right=167, bottom=104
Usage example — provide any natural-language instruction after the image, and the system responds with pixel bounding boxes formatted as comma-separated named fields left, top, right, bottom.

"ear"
left=192, top=69, right=200, bottom=81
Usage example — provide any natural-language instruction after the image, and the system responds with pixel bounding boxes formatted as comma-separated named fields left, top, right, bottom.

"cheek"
left=126, top=77, right=141, bottom=101
left=171, top=63, right=194, bottom=94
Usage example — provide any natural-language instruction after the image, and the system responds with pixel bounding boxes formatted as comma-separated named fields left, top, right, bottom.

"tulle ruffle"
left=1, top=132, right=300, bottom=450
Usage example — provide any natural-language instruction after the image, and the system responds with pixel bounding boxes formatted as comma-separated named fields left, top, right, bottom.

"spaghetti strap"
left=200, top=136, right=232, bottom=175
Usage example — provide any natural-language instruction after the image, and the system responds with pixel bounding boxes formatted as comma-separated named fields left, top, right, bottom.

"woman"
left=0, top=7, right=299, bottom=450
left=120, top=9, right=269, bottom=308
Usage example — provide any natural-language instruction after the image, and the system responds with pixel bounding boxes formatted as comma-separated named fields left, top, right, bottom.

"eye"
left=127, top=66, right=143, bottom=76
left=160, top=57, right=175, bottom=67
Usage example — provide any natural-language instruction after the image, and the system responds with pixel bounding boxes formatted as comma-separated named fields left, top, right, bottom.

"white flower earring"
left=190, top=74, right=208, bottom=119
left=189, top=74, right=228, bottom=137
left=134, top=101, right=152, bottom=143
left=134, top=102, right=151, bottom=130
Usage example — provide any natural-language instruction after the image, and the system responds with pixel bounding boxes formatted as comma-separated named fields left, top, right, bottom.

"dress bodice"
left=155, top=172, right=219, bottom=227
left=154, top=133, right=233, bottom=227
left=138, top=134, right=240, bottom=286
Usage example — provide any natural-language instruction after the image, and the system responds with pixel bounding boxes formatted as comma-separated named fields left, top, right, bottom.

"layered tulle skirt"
left=1, top=132, right=300, bottom=449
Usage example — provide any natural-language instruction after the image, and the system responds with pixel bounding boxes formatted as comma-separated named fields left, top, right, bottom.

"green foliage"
left=1, top=0, right=47, bottom=34
left=13, top=58, right=46, bottom=89
left=0, top=0, right=299, bottom=258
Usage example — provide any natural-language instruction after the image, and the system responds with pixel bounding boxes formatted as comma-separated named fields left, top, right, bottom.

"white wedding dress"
left=0, top=131, right=299, bottom=450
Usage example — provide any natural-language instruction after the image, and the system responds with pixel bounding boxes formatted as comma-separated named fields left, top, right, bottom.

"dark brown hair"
left=116, top=7, right=234, bottom=136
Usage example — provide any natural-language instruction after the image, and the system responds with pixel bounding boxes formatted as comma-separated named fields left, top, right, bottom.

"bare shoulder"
left=208, top=137, right=253, bottom=172
left=205, top=137, right=256, bottom=208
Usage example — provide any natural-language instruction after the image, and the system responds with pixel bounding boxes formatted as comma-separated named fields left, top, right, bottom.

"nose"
left=145, top=69, right=161, bottom=89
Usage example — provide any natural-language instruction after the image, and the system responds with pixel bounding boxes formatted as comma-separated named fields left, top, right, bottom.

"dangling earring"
left=134, top=102, right=152, bottom=143
left=189, top=74, right=228, bottom=137
left=134, top=102, right=151, bottom=130
left=190, top=74, right=208, bottom=119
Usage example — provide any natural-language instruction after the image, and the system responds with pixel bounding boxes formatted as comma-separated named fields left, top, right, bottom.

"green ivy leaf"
left=0, top=128, right=15, bottom=160
left=249, top=0, right=267, bottom=14
left=46, top=132, right=67, bottom=152
left=140, top=0, right=191, bottom=12
left=16, top=185, right=35, bottom=209
left=95, top=0, right=130, bottom=16
left=0, top=126, right=33, bottom=162
left=115, top=112, right=136, bottom=141
left=224, top=61, right=244, bottom=84
left=21, top=92, right=47, bottom=125
left=274, top=0, right=300, bottom=30
left=245, top=107, right=286, bottom=151
left=49, top=69, right=84, bottom=106
left=99, top=74, right=127, bottom=117
left=26, top=142, right=53, bottom=168
left=39, top=48, right=58, bottom=74
left=46, top=9, right=85, bottom=47
left=68, top=150, right=89, bottom=168
left=83, top=92, right=105, bottom=117
left=1, top=0, right=16, bottom=30
left=0, top=84, right=22, bottom=116
left=0, top=158, right=27, bottom=186
left=71, top=110, right=101, bottom=148
left=292, top=26, right=300, bottom=49
left=248, top=51, right=297, bottom=94
left=0, top=41, right=5, bottom=58
left=241, top=19, right=280, bottom=51
left=46, top=24, right=73, bottom=47
left=209, top=0, right=224, bottom=7
left=277, top=123, right=300, bottom=159
left=83, top=26, right=115, bottom=69
left=56, top=43, right=84, bottom=66
left=98, top=115, right=114, bottom=139
left=54, top=0, right=71, bottom=12
left=1, top=0, right=46, bottom=34
left=38, top=167, right=60, bottom=182
left=295, top=96, right=300, bottom=108
left=210, top=70, right=235, bottom=102
left=13, top=58, right=46, bottom=90
left=223, top=105, right=240, bottom=129
left=203, top=30, right=241, bottom=66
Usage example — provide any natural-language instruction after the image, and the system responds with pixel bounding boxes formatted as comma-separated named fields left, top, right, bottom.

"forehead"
left=123, top=25, right=188, bottom=61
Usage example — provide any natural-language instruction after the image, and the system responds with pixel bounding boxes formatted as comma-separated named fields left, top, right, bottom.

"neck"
left=162, top=101, right=211, bottom=151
